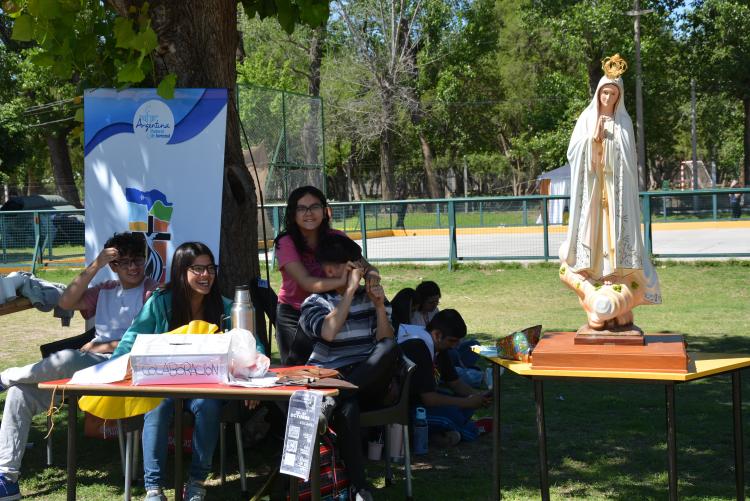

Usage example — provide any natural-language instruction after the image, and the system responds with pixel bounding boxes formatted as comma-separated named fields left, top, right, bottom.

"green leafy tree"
left=3, top=0, right=329, bottom=302
left=686, top=0, right=750, bottom=186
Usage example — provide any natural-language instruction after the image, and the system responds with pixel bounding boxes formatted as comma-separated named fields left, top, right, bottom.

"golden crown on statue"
left=602, top=54, right=628, bottom=79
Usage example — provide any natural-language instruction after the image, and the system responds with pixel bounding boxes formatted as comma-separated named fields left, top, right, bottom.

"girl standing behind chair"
left=113, top=242, right=257, bottom=501
left=274, top=186, right=378, bottom=365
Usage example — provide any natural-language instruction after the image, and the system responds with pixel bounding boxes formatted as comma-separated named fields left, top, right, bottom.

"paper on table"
left=68, top=354, right=130, bottom=385
left=226, top=376, right=280, bottom=388
left=472, top=345, right=498, bottom=357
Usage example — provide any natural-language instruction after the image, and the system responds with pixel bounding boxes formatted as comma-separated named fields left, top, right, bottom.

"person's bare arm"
left=283, top=260, right=348, bottom=293
left=367, top=284, right=394, bottom=341
left=58, top=247, right=119, bottom=311
left=80, top=340, right=119, bottom=354
left=420, top=391, right=486, bottom=409
left=319, top=267, right=362, bottom=342
left=447, top=377, right=483, bottom=398
left=353, top=256, right=381, bottom=290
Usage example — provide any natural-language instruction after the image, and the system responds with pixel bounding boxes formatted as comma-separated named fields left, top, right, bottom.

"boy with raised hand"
left=299, top=233, right=399, bottom=501
left=0, top=232, right=157, bottom=501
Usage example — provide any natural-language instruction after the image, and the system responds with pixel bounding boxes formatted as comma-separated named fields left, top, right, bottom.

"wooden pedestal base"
left=532, top=331, right=689, bottom=373
left=575, top=324, right=644, bottom=346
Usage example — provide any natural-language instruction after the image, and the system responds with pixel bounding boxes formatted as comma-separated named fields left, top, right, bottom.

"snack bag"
left=496, top=325, right=542, bottom=362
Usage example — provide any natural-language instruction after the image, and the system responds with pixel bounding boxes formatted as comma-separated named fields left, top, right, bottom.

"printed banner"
left=83, top=88, right=227, bottom=283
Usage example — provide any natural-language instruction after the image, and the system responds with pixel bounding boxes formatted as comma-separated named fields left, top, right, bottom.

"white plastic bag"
left=228, top=328, right=270, bottom=379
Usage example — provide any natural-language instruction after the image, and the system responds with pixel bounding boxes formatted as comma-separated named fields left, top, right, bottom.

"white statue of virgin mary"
left=559, top=55, right=660, bottom=331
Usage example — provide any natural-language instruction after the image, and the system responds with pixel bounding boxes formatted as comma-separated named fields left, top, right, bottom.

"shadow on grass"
left=488, top=333, right=750, bottom=500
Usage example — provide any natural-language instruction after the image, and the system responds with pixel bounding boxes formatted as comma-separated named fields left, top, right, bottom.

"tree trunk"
left=301, top=26, right=326, bottom=167
left=138, top=0, right=259, bottom=296
left=587, top=56, right=601, bottom=98
left=744, top=97, right=750, bottom=186
left=46, top=129, right=82, bottom=207
left=418, top=131, right=439, bottom=199
left=379, top=127, right=395, bottom=200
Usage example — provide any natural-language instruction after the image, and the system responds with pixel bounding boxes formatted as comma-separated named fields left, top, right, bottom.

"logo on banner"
left=125, top=188, right=173, bottom=283
left=133, top=100, right=174, bottom=142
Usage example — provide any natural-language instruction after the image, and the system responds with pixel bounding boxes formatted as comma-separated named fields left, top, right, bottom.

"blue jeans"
left=425, top=405, right=479, bottom=442
left=142, top=398, right=223, bottom=490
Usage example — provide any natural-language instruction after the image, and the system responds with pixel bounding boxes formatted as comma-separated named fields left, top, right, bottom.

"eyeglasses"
left=188, top=264, right=218, bottom=275
left=295, top=203, right=324, bottom=215
left=113, top=257, right=146, bottom=268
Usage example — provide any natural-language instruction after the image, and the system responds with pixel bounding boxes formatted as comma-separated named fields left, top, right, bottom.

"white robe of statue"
left=559, top=74, right=660, bottom=329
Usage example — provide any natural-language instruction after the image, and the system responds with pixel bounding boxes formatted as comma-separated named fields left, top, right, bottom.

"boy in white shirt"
left=0, top=232, right=157, bottom=501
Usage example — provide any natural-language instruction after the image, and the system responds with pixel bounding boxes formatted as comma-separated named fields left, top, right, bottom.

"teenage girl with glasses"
left=274, top=186, right=379, bottom=365
left=113, top=242, right=263, bottom=501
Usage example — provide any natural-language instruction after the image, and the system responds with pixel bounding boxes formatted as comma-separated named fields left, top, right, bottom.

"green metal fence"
left=261, top=188, right=750, bottom=270
left=1, top=188, right=747, bottom=273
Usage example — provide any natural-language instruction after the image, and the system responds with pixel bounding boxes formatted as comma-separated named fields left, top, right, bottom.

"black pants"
left=332, top=337, right=400, bottom=489
left=275, top=303, right=316, bottom=366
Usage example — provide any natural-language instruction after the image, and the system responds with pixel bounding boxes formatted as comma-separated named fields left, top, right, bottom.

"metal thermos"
left=231, top=285, right=256, bottom=334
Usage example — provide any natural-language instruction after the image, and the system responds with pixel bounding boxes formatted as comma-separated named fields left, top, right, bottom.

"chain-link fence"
left=0, top=209, right=85, bottom=272
left=237, top=85, right=325, bottom=204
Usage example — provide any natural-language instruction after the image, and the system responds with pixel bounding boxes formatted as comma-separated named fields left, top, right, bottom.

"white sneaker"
left=144, top=489, right=167, bottom=501
left=355, top=488, right=374, bottom=501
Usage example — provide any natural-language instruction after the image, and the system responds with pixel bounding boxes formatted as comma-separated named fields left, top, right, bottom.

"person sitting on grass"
left=0, top=232, right=156, bottom=501
left=299, top=233, right=399, bottom=501
left=397, top=309, right=491, bottom=447
left=410, top=280, right=441, bottom=327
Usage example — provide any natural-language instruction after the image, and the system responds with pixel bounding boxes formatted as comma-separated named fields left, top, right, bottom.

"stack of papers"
left=472, top=345, right=499, bottom=357
left=68, top=355, right=130, bottom=385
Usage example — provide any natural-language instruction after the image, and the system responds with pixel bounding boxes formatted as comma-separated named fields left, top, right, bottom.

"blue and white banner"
left=84, top=88, right=227, bottom=284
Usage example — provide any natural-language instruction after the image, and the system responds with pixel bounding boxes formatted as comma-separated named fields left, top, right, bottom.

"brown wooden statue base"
left=532, top=331, right=688, bottom=373
left=575, top=324, right=644, bottom=346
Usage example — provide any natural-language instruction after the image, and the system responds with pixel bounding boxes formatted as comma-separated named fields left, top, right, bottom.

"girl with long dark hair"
left=113, top=242, right=253, bottom=501
left=274, top=186, right=378, bottom=365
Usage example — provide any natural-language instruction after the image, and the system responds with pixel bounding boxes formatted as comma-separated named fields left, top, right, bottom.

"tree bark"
left=135, top=0, right=260, bottom=297
left=302, top=26, right=326, bottom=167
left=379, top=126, right=395, bottom=200
left=587, top=55, right=602, bottom=98
left=46, top=129, right=82, bottom=207
left=744, top=97, right=750, bottom=186
left=418, top=131, right=439, bottom=198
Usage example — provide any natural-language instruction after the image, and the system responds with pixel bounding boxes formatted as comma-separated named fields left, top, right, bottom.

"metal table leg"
left=534, top=379, right=550, bottom=501
left=67, top=395, right=78, bottom=501
left=665, top=384, right=677, bottom=501
left=174, top=398, right=184, bottom=501
left=733, top=371, right=745, bottom=501
left=492, top=364, right=502, bottom=500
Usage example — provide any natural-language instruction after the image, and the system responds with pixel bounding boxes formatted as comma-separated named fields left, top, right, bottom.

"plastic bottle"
left=413, top=407, right=428, bottom=455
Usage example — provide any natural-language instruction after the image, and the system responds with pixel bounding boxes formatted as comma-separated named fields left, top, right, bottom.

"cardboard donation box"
left=130, top=334, right=231, bottom=385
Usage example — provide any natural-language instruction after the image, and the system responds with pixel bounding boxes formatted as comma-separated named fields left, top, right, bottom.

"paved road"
left=353, top=226, right=750, bottom=262
left=262, top=224, right=749, bottom=263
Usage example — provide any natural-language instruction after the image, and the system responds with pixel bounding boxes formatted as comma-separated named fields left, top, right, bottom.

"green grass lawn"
left=3, top=261, right=750, bottom=499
